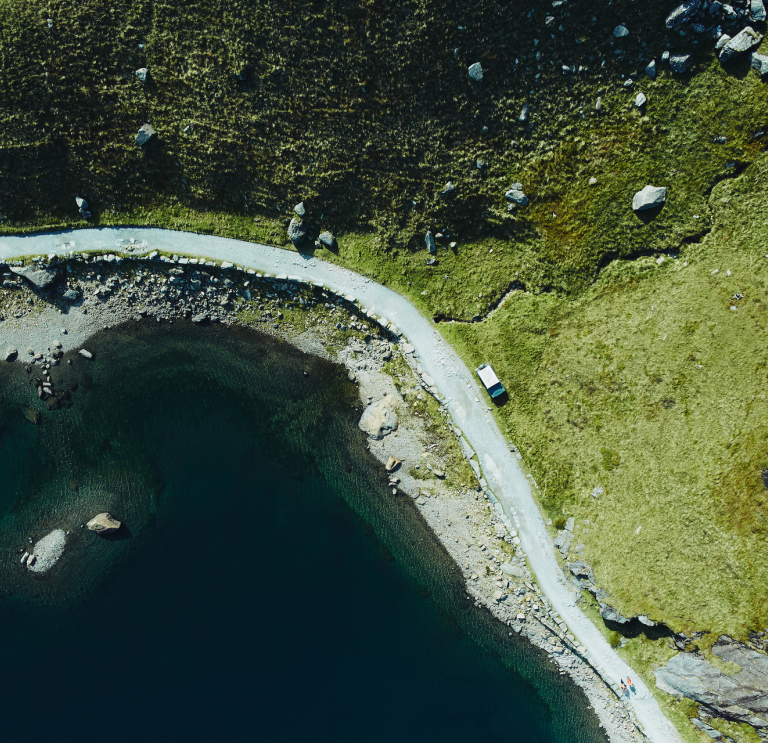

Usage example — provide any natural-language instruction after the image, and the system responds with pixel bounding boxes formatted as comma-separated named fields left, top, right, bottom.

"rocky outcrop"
left=358, top=395, right=398, bottom=439
left=655, top=639, right=768, bottom=728
left=87, top=512, right=121, bottom=534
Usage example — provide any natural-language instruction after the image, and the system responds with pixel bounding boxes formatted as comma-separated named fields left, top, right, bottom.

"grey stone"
left=655, top=643, right=768, bottom=727
left=638, top=614, right=657, bottom=626
left=11, top=264, right=58, bottom=289
left=666, top=0, right=702, bottom=28
left=359, top=396, right=398, bottom=439
left=752, top=0, right=767, bottom=21
left=633, top=184, right=667, bottom=211
left=714, top=135, right=728, bottom=144
left=135, top=123, right=156, bottom=145
left=613, top=25, right=629, bottom=38
left=293, top=201, right=306, bottom=217
left=752, top=52, right=768, bottom=75
left=502, top=562, right=526, bottom=578
left=318, top=231, right=335, bottom=248
left=425, top=230, right=437, bottom=253
left=191, top=313, right=208, bottom=323
left=722, top=3, right=739, bottom=19
left=598, top=602, right=631, bottom=624
left=518, top=104, right=530, bottom=122
left=716, top=33, right=732, bottom=50
left=567, top=560, right=595, bottom=583
left=441, top=181, right=455, bottom=195
left=135, top=67, right=149, bottom=83
left=564, top=517, right=574, bottom=532
left=287, top=218, right=308, bottom=246
left=87, top=512, right=121, bottom=534
left=635, top=92, right=647, bottom=107
left=669, top=53, right=692, bottom=73
left=662, top=50, right=670, bottom=62
left=505, top=189, right=529, bottom=206
left=63, top=289, right=78, bottom=300
left=720, top=26, right=763, bottom=62
left=691, top=719, right=722, bottom=741
left=78, top=349, right=93, bottom=359
left=710, top=0, right=723, bottom=13
left=645, top=59, right=657, bottom=78
left=468, top=62, right=483, bottom=82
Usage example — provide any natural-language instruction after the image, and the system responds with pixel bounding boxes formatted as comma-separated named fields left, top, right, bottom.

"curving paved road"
left=0, top=227, right=682, bottom=743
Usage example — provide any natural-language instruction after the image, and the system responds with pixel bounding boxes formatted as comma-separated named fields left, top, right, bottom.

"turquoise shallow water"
left=0, top=320, right=607, bottom=742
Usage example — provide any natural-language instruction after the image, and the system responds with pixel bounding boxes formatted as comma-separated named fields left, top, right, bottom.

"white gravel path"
left=0, top=227, right=682, bottom=743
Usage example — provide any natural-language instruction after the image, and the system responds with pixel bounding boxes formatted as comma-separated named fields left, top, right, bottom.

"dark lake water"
left=0, top=320, right=607, bottom=742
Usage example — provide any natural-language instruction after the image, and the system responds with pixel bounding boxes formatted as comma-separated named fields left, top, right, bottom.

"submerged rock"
left=87, top=512, right=122, bottom=534
left=359, top=395, right=398, bottom=439
left=27, top=529, right=66, bottom=573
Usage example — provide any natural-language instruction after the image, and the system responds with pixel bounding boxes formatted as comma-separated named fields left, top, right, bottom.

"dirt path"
left=0, top=227, right=683, bottom=743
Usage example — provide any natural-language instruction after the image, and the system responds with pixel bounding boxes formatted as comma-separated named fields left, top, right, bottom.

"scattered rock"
left=135, top=123, right=156, bottom=145
left=599, top=602, right=631, bottom=624
left=441, top=181, right=455, bottom=195
left=135, top=67, right=149, bottom=83
left=10, top=264, right=59, bottom=289
left=425, top=230, right=437, bottom=254
left=87, top=512, right=122, bottom=534
left=714, top=135, right=728, bottom=144
left=191, top=312, right=208, bottom=323
left=752, top=52, right=768, bottom=75
left=294, top=202, right=306, bottom=217
left=632, top=185, right=667, bottom=211
left=720, top=26, right=763, bottom=62
left=751, top=0, right=767, bottom=21
left=63, top=289, right=78, bottom=301
left=613, top=25, right=629, bottom=38
left=27, top=529, right=66, bottom=573
left=645, top=59, right=657, bottom=78
left=505, top=188, right=529, bottom=206
left=78, top=349, right=93, bottom=359
left=518, top=104, right=530, bottom=122
left=358, top=395, right=398, bottom=439
left=75, top=196, right=91, bottom=219
left=502, top=562, right=526, bottom=578
left=287, top=218, right=308, bottom=246
left=716, top=33, right=732, bottom=50
left=669, top=53, right=692, bottom=73
left=635, top=92, right=647, bottom=107
left=385, top=455, right=401, bottom=472
left=666, top=0, right=702, bottom=28
left=4, top=348, right=17, bottom=362
left=318, top=231, right=335, bottom=249
left=468, top=62, right=483, bottom=82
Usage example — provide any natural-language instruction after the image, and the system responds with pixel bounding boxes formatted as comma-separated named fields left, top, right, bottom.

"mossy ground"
left=3, top=0, right=768, bottom=735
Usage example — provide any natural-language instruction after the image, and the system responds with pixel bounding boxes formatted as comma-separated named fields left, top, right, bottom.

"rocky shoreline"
left=0, top=248, right=643, bottom=742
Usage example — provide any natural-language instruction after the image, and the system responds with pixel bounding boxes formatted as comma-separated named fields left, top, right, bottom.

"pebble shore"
left=0, top=250, right=642, bottom=742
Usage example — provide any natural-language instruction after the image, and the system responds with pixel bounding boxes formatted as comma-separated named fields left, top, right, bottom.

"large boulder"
left=720, top=27, right=763, bottom=62
left=287, top=218, right=308, bottom=246
left=358, top=395, right=398, bottom=439
left=10, top=264, right=58, bottom=289
left=632, top=185, right=667, bottom=211
left=135, top=123, right=156, bottom=146
left=655, top=643, right=768, bottom=727
left=87, top=512, right=122, bottom=534
left=27, top=529, right=66, bottom=573
left=468, top=62, right=483, bottom=82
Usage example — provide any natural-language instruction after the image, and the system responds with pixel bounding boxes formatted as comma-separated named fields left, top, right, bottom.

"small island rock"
left=87, top=512, right=122, bottom=534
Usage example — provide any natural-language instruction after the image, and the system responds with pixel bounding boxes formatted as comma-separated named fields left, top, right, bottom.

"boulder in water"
left=28, top=529, right=66, bottom=573
left=87, top=512, right=122, bottom=534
